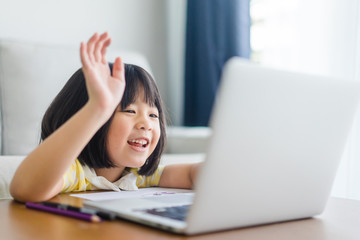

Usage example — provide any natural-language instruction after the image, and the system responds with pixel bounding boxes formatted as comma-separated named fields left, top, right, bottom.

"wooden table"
left=0, top=194, right=359, bottom=240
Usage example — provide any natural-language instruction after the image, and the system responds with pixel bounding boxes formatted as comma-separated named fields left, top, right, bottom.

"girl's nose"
left=135, top=117, right=152, bottom=131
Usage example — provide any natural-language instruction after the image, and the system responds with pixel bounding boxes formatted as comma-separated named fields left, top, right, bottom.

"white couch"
left=0, top=40, right=209, bottom=199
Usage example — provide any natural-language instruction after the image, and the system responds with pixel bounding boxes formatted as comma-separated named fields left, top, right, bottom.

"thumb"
left=112, top=57, right=125, bottom=80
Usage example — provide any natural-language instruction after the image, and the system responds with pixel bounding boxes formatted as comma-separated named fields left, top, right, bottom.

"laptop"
left=84, top=58, right=360, bottom=235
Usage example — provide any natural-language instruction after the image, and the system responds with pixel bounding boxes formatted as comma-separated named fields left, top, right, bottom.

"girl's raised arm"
left=10, top=32, right=125, bottom=202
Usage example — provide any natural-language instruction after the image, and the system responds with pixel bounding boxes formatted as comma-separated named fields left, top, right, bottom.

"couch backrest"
left=0, top=156, right=25, bottom=199
left=0, top=40, right=152, bottom=155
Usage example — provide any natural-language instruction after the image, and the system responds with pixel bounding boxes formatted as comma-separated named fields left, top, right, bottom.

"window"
left=250, top=0, right=360, bottom=200
left=250, top=0, right=299, bottom=65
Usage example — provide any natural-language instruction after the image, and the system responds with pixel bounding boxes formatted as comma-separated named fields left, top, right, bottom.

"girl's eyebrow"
left=142, top=102, right=159, bottom=111
left=147, top=104, right=159, bottom=111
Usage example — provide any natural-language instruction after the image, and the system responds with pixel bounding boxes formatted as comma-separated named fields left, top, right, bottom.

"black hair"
left=41, top=63, right=167, bottom=176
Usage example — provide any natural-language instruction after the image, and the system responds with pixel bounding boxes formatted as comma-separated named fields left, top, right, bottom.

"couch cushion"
left=0, top=40, right=152, bottom=155
left=0, top=156, right=25, bottom=199
left=0, top=41, right=80, bottom=155
left=165, top=126, right=212, bottom=153
left=160, top=153, right=205, bottom=165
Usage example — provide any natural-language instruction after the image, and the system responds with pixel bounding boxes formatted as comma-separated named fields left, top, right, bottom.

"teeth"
left=129, top=139, right=148, bottom=145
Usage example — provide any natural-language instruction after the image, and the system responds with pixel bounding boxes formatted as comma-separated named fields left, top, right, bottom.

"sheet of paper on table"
left=70, top=187, right=194, bottom=201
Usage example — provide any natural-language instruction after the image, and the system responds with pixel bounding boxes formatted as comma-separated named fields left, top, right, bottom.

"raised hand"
left=80, top=32, right=126, bottom=118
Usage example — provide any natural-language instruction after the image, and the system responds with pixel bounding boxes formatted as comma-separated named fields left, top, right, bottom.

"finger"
left=86, top=33, right=99, bottom=63
left=94, top=32, right=108, bottom=62
left=80, top=42, right=90, bottom=69
left=112, top=57, right=125, bottom=81
left=101, top=38, right=112, bottom=64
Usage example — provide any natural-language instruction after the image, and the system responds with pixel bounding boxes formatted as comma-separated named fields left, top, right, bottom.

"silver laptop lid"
left=185, top=58, right=360, bottom=234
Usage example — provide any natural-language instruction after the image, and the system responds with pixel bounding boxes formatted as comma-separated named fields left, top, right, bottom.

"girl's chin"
left=123, top=159, right=147, bottom=169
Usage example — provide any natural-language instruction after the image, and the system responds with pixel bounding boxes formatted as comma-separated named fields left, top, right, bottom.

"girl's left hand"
left=80, top=32, right=126, bottom=119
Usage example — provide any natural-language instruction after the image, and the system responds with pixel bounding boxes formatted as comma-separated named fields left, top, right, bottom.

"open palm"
left=80, top=32, right=126, bottom=117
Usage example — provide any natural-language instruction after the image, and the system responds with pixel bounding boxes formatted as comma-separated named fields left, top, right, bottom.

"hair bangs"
left=120, top=64, right=159, bottom=111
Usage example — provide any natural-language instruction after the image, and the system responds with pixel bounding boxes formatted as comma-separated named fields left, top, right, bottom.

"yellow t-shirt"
left=61, top=159, right=164, bottom=193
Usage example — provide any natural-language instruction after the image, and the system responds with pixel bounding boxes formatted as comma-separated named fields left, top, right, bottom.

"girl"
left=10, top=32, right=200, bottom=202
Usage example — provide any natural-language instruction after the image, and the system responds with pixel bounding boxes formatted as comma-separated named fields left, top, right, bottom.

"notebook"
left=84, top=58, right=360, bottom=235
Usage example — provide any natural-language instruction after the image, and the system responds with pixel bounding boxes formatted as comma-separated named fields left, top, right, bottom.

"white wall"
left=0, top=0, right=169, bottom=109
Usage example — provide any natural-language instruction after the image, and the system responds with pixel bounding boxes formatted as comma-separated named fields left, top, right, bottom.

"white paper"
left=70, top=187, right=194, bottom=201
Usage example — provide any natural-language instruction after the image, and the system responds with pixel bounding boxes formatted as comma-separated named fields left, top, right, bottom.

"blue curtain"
left=184, top=0, right=250, bottom=126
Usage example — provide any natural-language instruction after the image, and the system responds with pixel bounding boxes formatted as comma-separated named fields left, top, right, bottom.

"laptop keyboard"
left=140, top=205, right=190, bottom=221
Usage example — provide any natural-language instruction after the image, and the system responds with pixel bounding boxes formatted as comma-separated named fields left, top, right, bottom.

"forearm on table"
left=159, top=163, right=201, bottom=189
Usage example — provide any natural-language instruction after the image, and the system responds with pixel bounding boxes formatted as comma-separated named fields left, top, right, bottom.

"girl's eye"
left=123, top=109, right=135, bottom=114
left=150, top=113, right=159, bottom=118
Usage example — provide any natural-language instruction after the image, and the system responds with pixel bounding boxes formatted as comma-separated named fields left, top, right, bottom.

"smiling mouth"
left=127, top=139, right=149, bottom=148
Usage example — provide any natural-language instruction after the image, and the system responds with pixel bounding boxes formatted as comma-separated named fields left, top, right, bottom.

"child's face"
left=106, top=88, right=161, bottom=169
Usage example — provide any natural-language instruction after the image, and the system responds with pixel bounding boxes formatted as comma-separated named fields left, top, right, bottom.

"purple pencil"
left=25, top=202, right=102, bottom=223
